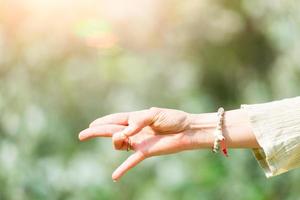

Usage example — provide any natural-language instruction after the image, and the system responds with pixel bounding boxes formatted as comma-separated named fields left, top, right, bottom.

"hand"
left=89, top=107, right=191, bottom=149
left=79, top=107, right=196, bottom=181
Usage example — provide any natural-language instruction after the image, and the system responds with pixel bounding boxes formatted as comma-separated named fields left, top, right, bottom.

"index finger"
left=79, top=124, right=126, bottom=141
left=89, top=112, right=129, bottom=127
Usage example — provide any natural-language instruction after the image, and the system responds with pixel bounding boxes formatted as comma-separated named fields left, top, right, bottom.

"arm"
left=79, top=107, right=259, bottom=181
left=187, top=109, right=260, bottom=149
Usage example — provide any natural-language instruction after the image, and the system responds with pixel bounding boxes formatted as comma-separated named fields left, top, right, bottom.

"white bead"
left=212, top=107, right=226, bottom=154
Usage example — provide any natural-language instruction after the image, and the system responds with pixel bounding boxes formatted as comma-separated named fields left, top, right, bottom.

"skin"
left=79, top=107, right=260, bottom=182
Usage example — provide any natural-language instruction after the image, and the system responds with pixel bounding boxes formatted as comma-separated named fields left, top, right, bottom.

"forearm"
left=187, top=109, right=260, bottom=149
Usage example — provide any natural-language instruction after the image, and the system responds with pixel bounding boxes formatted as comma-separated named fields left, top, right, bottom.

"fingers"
left=79, top=125, right=126, bottom=141
left=112, top=126, right=139, bottom=149
left=113, top=109, right=158, bottom=149
left=125, top=109, right=159, bottom=137
left=112, top=151, right=146, bottom=182
left=111, top=135, right=134, bottom=151
left=89, top=112, right=129, bottom=127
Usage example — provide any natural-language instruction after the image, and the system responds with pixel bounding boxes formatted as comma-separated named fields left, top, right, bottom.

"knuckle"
left=149, top=107, right=160, bottom=112
left=112, top=139, right=120, bottom=150
left=112, top=141, right=118, bottom=150
left=149, top=107, right=162, bottom=123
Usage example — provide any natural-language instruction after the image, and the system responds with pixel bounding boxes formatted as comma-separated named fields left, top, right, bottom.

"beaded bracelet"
left=212, top=107, right=228, bottom=157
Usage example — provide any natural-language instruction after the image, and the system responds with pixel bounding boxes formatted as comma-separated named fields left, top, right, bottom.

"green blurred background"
left=0, top=0, right=300, bottom=199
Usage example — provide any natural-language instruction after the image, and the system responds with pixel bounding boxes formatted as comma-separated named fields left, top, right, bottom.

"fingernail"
left=112, top=134, right=123, bottom=150
left=115, top=131, right=126, bottom=140
left=78, top=131, right=85, bottom=140
left=123, top=126, right=134, bottom=136
left=112, top=175, right=118, bottom=182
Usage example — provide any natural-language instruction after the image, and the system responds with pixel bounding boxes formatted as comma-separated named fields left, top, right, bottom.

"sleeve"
left=241, top=96, right=300, bottom=178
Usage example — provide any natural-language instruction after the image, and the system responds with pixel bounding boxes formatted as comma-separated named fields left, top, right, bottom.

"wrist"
left=184, top=112, right=217, bottom=149
left=188, top=112, right=218, bottom=130
left=185, top=109, right=259, bottom=150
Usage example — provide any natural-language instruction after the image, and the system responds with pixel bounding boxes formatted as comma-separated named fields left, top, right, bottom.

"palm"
left=130, top=127, right=189, bottom=157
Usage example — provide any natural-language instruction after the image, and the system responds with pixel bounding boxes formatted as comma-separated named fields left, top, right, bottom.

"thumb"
left=112, top=151, right=145, bottom=182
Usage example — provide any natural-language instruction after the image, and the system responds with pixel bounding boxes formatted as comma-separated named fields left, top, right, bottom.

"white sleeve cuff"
left=241, top=96, right=300, bottom=178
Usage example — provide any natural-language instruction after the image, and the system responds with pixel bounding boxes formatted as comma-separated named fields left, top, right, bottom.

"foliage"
left=0, top=0, right=300, bottom=199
